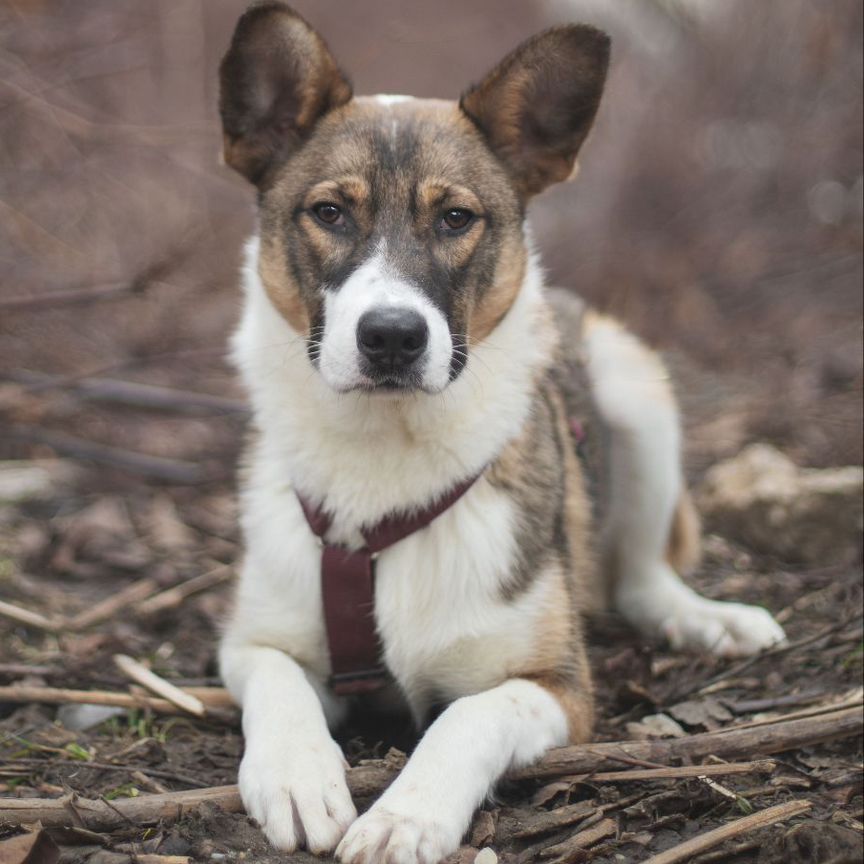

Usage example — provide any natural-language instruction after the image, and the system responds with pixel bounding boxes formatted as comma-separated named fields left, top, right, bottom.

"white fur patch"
left=318, top=248, right=453, bottom=394
left=336, top=679, right=568, bottom=864
left=583, top=314, right=786, bottom=657
left=219, top=646, right=355, bottom=853
left=232, top=234, right=549, bottom=530
left=371, top=93, right=415, bottom=106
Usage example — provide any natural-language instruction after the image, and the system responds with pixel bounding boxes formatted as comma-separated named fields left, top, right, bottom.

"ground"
left=0, top=387, right=861, bottom=862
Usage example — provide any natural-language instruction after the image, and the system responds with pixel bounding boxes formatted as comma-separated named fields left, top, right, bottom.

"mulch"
left=0, top=454, right=861, bottom=864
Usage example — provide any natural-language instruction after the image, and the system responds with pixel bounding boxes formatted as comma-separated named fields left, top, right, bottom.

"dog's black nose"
left=357, top=308, right=428, bottom=368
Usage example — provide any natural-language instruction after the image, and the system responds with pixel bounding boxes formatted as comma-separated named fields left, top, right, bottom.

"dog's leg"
left=220, top=640, right=356, bottom=854
left=583, top=314, right=786, bottom=656
left=337, top=678, right=575, bottom=864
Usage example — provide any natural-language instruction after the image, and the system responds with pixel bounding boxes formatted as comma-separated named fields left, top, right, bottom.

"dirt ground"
left=0, top=1, right=862, bottom=862
left=0, top=387, right=861, bottom=863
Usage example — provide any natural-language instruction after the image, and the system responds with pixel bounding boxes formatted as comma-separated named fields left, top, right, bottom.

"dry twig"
left=540, top=817, right=617, bottom=861
left=136, top=566, right=233, bottom=616
left=4, top=425, right=206, bottom=484
left=640, top=799, right=812, bottom=864
left=0, top=684, right=235, bottom=719
left=113, top=654, right=206, bottom=718
left=65, top=575, right=169, bottom=631
left=0, top=706, right=857, bottom=832
left=0, top=599, right=61, bottom=633
left=691, top=613, right=864, bottom=699
left=12, top=370, right=247, bottom=416
left=574, top=760, right=776, bottom=784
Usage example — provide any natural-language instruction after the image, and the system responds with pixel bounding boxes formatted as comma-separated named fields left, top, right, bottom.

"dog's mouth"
left=356, top=368, right=426, bottom=394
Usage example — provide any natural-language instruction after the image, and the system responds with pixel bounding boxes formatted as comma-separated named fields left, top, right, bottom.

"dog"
left=216, top=4, right=787, bottom=862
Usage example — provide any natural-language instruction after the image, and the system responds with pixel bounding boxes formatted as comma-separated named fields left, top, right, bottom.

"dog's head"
left=220, top=2, right=609, bottom=394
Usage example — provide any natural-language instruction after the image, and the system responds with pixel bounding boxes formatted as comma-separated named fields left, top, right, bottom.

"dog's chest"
left=242, top=465, right=551, bottom=712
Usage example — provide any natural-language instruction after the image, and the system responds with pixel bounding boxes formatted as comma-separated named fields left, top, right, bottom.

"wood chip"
left=0, top=830, right=60, bottom=864
left=539, top=817, right=616, bottom=860
left=513, top=801, right=598, bottom=839
left=470, top=810, right=498, bottom=847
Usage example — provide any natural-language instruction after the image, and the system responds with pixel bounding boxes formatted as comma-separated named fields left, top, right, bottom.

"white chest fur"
left=226, top=235, right=556, bottom=718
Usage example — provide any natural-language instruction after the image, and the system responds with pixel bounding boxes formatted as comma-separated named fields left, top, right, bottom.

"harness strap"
left=297, top=472, right=482, bottom=696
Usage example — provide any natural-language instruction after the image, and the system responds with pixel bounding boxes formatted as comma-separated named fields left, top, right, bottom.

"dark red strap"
left=297, top=472, right=483, bottom=695
left=362, top=476, right=480, bottom=552
left=320, top=546, right=385, bottom=695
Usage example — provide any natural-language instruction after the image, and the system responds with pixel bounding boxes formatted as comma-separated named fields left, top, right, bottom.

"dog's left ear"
left=460, top=26, right=610, bottom=199
left=219, top=2, right=352, bottom=187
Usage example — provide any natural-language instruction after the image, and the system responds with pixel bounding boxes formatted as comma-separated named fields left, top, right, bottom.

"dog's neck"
left=232, top=234, right=554, bottom=541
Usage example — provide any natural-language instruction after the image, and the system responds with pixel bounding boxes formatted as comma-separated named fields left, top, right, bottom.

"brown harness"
left=297, top=473, right=482, bottom=696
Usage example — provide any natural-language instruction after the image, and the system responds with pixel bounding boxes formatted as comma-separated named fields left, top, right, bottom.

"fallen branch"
left=136, top=566, right=233, bottom=617
left=0, top=685, right=236, bottom=720
left=641, top=799, right=812, bottom=864
left=0, top=786, right=244, bottom=832
left=65, top=574, right=171, bottom=631
left=575, top=759, right=775, bottom=784
left=0, top=663, right=56, bottom=677
left=113, top=655, right=206, bottom=718
left=0, top=599, right=61, bottom=633
left=11, top=371, right=247, bottom=416
left=540, top=816, right=616, bottom=860
left=4, top=425, right=205, bottom=484
left=516, top=705, right=862, bottom=780
left=717, top=694, right=862, bottom=732
left=11, top=568, right=232, bottom=634
left=0, top=706, right=857, bottom=832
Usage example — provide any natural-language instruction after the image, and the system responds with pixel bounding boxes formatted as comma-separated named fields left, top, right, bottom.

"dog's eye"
left=312, top=203, right=344, bottom=226
left=439, top=208, right=474, bottom=233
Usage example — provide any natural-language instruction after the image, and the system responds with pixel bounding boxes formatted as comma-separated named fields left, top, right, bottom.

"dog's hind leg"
left=582, top=313, right=786, bottom=657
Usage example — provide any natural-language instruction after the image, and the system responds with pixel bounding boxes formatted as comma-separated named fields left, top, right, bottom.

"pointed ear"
left=219, top=2, right=352, bottom=186
left=459, top=26, right=610, bottom=198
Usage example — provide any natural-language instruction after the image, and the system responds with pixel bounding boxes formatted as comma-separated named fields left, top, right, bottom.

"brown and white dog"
left=217, top=4, right=786, bottom=862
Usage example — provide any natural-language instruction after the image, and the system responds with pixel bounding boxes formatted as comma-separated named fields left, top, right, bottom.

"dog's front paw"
left=661, top=597, right=786, bottom=658
left=239, top=737, right=356, bottom=853
left=337, top=807, right=459, bottom=864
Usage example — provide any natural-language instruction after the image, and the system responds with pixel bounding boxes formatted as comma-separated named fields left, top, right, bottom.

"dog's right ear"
left=219, top=2, right=352, bottom=187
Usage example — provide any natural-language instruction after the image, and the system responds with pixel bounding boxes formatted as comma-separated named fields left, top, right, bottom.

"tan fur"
left=258, top=235, right=311, bottom=335
left=666, top=488, right=702, bottom=575
left=514, top=568, right=594, bottom=743
left=469, top=235, right=527, bottom=343
left=538, top=679, right=593, bottom=743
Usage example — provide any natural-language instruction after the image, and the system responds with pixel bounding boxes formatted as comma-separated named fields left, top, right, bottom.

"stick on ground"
left=65, top=575, right=167, bottom=631
left=136, top=566, right=233, bottom=617
left=0, top=685, right=234, bottom=718
left=0, top=599, right=62, bottom=633
left=113, top=654, right=206, bottom=718
left=641, top=799, right=812, bottom=864
left=0, top=705, right=857, bottom=832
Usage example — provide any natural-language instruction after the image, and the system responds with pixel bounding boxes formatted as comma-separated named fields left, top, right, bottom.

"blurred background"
left=1, top=0, right=862, bottom=477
